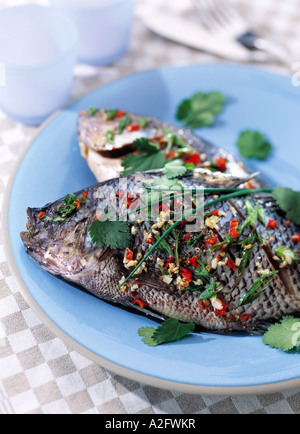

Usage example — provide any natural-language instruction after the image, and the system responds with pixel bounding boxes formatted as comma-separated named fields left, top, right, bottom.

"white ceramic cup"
left=0, top=5, right=78, bottom=126
left=50, top=0, right=136, bottom=66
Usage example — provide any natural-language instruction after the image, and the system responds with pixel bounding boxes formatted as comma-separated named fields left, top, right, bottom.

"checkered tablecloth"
left=1, top=0, right=300, bottom=415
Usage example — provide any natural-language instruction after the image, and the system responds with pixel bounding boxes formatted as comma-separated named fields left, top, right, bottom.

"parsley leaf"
left=138, top=319, right=195, bottom=347
left=263, top=316, right=300, bottom=352
left=176, top=91, right=226, bottom=129
left=236, top=130, right=273, bottom=160
left=121, top=138, right=166, bottom=176
left=88, top=220, right=131, bottom=250
left=272, top=187, right=300, bottom=224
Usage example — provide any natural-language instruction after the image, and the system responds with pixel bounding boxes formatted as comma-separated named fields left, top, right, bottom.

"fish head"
left=20, top=206, right=103, bottom=277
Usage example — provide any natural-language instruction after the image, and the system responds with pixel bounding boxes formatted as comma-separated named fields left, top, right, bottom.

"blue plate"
left=4, top=64, right=300, bottom=395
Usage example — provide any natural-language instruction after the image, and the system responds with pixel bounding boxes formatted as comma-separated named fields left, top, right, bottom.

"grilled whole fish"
left=77, top=108, right=255, bottom=183
left=21, top=170, right=300, bottom=332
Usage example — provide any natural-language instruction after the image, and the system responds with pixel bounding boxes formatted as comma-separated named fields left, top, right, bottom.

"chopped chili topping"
left=185, top=256, right=199, bottom=268
left=82, top=192, right=88, bottom=199
left=245, top=182, right=257, bottom=190
left=215, top=157, right=227, bottom=172
left=292, top=234, right=300, bottom=243
left=74, top=199, right=82, bottom=210
left=285, top=221, right=291, bottom=227
left=132, top=298, right=148, bottom=309
left=198, top=300, right=209, bottom=311
left=93, top=215, right=98, bottom=221
left=180, top=267, right=193, bottom=283
left=214, top=300, right=227, bottom=317
left=182, top=152, right=201, bottom=166
left=227, top=259, right=237, bottom=271
left=164, top=257, right=175, bottom=271
left=125, top=248, right=134, bottom=262
left=241, top=313, right=251, bottom=322
left=117, top=190, right=124, bottom=199
left=166, top=150, right=175, bottom=160
left=126, top=124, right=141, bottom=132
left=146, top=236, right=155, bottom=244
left=115, top=110, right=126, bottom=118
left=211, top=209, right=219, bottom=216
left=38, top=212, right=46, bottom=220
left=205, top=235, right=218, bottom=246
left=229, top=219, right=239, bottom=239
left=268, top=219, right=278, bottom=229
left=184, top=234, right=191, bottom=242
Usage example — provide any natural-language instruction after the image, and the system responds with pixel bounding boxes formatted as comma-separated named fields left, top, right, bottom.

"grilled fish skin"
left=21, top=170, right=300, bottom=333
left=77, top=109, right=256, bottom=183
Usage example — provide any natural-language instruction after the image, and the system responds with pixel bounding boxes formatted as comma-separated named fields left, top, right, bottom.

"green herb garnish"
left=238, top=271, right=279, bottom=307
left=163, top=159, right=188, bottom=179
left=236, top=130, right=273, bottom=160
left=121, top=138, right=166, bottom=176
left=140, top=117, right=148, bottom=128
left=272, top=187, right=300, bottom=224
left=198, top=282, right=222, bottom=301
left=118, top=114, right=131, bottom=134
left=138, top=319, right=195, bottom=347
left=106, top=130, right=114, bottom=145
left=263, top=316, right=300, bottom=352
left=105, top=109, right=117, bottom=120
left=88, top=107, right=98, bottom=116
left=88, top=219, right=131, bottom=250
left=176, top=91, right=226, bottom=129
left=274, top=246, right=300, bottom=265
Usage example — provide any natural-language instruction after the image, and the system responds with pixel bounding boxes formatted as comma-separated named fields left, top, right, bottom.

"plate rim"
left=3, top=62, right=300, bottom=396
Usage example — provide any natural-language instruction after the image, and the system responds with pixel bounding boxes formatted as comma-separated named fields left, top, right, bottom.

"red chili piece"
left=133, top=298, right=148, bottom=309
left=126, top=124, right=140, bottom=132
left=215, top=157, right=227, bottom=172
left=292, top=234, right=300, bottom=243
left=182, top=152, right=201, bottom=166
left=229, top=219, right=239, bottom=239
left=38, top=212, right=46, bottom=220
left=180, top=267, right=193, bottom=283
left=205, top=235, right=218, bottom=246
left=227, top=259, right=237, bottom=271
left=82, top=192, right=88, bottom=198
left=114, top=110, right=126, bottom=118
left=268, top=219, right=278, bottom=229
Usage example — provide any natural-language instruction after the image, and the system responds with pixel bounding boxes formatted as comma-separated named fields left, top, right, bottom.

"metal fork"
left=192, top=0, right=291, bottom=67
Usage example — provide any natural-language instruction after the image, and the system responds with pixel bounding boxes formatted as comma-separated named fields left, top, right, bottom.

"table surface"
left=1, top=0, right=300, bottom=415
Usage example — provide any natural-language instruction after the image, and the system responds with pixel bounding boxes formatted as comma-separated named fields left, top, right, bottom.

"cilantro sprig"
left=236, top=130, right=273, bottom=160
left=121, top=138, right=166, bottom=176
left=263, top=316, right=300, bottom=352
left=176, top=91, right=226, bottom=129
left=273, top=187, right=300, bottom=224
left=138, top=319, right=195, bottom=347
left=88, top=219, right=131, bottom=250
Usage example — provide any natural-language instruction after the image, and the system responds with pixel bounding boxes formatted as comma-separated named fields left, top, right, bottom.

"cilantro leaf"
left=138, top=326, right=158, bottom=347
left=263, top=316, right=300, bottom=352
left=88, top=220, right=131, bottom=250
left=163, top=159, right=188, bottom=179
left=121, top=138, right=166, bottom=176
left=272, top=187, right=300, bottom=224
left=176, top=91, right=226, bottom=129
left=237, top=130, right=273, bottom=160
left=138, top=319, right=195, bottom=347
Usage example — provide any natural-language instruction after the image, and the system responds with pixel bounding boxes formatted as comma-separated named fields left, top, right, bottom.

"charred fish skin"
left=21, top=170, right=300, bottom=333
